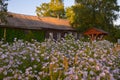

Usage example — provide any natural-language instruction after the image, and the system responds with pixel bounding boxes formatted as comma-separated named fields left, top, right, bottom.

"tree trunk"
left=57, top=14, right=60, bottom=19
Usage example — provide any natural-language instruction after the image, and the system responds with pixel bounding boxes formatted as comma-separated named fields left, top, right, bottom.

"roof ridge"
left=8, top=12, right=36, bottom=17
left=8, top=12, right=69, bottom=21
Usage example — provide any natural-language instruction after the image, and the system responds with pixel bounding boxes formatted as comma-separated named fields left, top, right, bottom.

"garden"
left=0, top=34, right=120, bottom=80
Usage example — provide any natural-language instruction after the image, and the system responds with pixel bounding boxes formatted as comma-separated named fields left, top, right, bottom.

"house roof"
left=84, top=27, right=108, bottom=35
left=0, top=12, right=75, bottom=31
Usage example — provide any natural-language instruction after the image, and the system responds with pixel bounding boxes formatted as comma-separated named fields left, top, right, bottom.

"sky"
left=8, top=0, right=120, bottom=25
left=8, top=0, right=74, bottom=15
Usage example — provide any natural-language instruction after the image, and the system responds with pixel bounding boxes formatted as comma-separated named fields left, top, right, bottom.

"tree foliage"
left=36, top=0, right=65, bottom=18
left=0, top=0, right=8, bottom=24
left=49, top=0, right=65, bottom=18
left=67, top=0, right=120, bottom=32
left=66, top=0, right=120, bottom=42
left=36, top=3, right=50, bottom=17
left=66, top=7, right=75, bottom=25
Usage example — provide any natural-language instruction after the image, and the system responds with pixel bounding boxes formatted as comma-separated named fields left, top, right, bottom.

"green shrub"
left=0, top=28, right=45, bottom=42
left=0, top=28, right=4, bottom=39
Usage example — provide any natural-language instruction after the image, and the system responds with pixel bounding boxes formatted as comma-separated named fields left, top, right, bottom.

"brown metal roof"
left=0, top=12, right=75, bottom=30
left=84, top=27, right=108, bottom=35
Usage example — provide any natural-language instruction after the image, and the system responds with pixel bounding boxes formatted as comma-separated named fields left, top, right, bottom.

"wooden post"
left=3, top=28, right=6, bottom=41
left=94, top=34, right=98, bottom=40
left=91, top=34, right=94, bottom=41
left=49, top=32, right=53, bottom=39
left=74, top=32, right=77, bottom=39
left=99, top=35, right=103, bottom=40
left=57, top=32, right=61, bottom=40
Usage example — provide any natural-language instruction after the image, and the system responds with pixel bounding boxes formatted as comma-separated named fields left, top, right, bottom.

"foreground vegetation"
left=0, top=35, right=120, bottom=80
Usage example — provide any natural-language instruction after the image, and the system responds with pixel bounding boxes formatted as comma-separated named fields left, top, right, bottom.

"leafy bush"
left=0, top=28, right=45, bottom=42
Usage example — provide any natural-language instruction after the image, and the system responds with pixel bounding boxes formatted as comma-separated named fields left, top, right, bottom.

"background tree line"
left=36, top=0, right=120, bottom=42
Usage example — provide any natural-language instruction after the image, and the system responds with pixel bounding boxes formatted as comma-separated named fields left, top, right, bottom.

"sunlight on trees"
left=36, top=0, right=65, bottom=18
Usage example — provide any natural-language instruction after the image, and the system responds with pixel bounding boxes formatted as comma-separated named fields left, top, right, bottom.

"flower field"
left=0, top=37, right=120, bottom=80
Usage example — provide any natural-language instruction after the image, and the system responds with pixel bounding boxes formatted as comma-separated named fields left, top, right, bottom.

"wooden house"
left=0, top=12, right=80, bottom=40
left=84, top=27, right=108, bottom=41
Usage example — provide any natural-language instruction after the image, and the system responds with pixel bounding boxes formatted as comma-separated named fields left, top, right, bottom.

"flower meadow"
left=0, top=36, right=120, bottom=80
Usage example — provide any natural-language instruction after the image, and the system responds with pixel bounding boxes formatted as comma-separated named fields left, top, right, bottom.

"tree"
left=66, top=4, right=94, bottom=31
left=36, top=3, right=50, bottom=17
left=66, top=7, right=75, bottom=25
left=49, top=0, right=65, bottom=18
left=36, top=0, right=65, bottom=18
left=0, top=0, right=8, bottom=41
left=67, top=0, right=120, bottom=32
left=0, top=0, right=8, bottom=24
